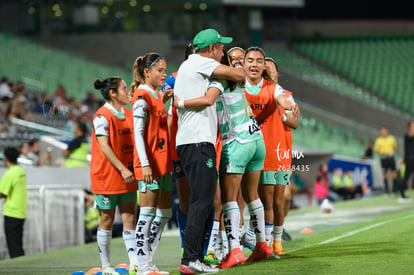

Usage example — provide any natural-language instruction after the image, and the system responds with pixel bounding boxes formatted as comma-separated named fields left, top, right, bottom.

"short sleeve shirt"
left=0, top=165, right=27, bottom=219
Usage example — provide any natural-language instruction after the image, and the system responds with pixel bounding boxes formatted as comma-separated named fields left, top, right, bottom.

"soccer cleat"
left=128, top=264, right=137, bottom=275
left=271, top=240, right=285, bottom=255
left=180, top=259, right=219, bottom=274
left=102, top=267, right=120, bottom=275
left=217, top=247, right=247, bottom=269
left=240, top=234, right=256, bottom=251
left=204, top=250, right=221, bottom=265
left=137, top=265, right=164, bottom=275
left=247, top=242, right=272, bottom=262
left=270, top=252, right=281, bottom=260
left=150, top=264, right=169, bottom=275
left=282, top=229, right=292, bottom=241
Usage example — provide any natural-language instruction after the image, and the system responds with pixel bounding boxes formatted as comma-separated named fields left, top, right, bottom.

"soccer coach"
left=174, top=28, right=245, bottom=273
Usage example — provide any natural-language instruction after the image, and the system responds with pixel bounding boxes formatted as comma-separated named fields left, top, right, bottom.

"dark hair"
left=265, top=57, right=279, bottom=72
left=408, top=121, right=414, bottom=128
left=94, top=76, right=122, bottom=101
left=184, top=43, right=194, bottom=60
left=4, top=147, right=20, bottom=164
left=130, top=53, right=163, bottom=93
left=244, top=46, right=266, bottom=59
left=76, top=120, right=88, bottom=136
left=28, top=138, right=39, bottom=147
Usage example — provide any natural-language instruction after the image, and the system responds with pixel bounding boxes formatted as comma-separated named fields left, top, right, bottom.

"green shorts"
left=220, top=139, right=265, bottom=174
left=94, top=191, right=137, bottom=210
left=259, top=170, right=291, bottom=185
left=138, top=173, right=172, bottom=193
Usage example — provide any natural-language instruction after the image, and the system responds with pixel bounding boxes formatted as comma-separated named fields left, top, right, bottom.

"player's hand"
left=121, top=168, right=136, bottom=184
left=290, top=103, right=299, bottom=117
left=142, top=166, right=153, bottom=184
left=162, top=88, right=174, bottom=103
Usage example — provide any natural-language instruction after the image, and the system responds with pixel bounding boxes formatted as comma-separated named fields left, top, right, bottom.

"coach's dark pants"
left=402, top=161, right=414, bottom=197
left=177, top=143, right=217, bottom=265
left=4, top=216, right=25, bottom=258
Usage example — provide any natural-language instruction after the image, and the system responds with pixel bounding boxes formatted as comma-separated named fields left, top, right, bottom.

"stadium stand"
left=290, top=35, right=414, bottom=115
left=0, top=32, right=130, bottom=102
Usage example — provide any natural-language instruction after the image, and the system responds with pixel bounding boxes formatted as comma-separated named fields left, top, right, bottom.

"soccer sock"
left=136, top=206, right=156, bottom=271
left=244, top=222, right=255, bottom=240
left=97, top=228, right=112, bottom=269
left=272, top=225, right=283, bottom=242
left=207, top=220, right=220, bottom=251
left=265, top=222, right=273, bottom=246
left=221, top=230, right=229, bottom=257
left=222, top=201, right=240, bottom=251
left=123, top=230, right=138, bottom=269
left=215, top=229, right=223, bottom=260
left=150, top=208, right=171, bottom=257
left=177, top=208, right=187, bottom=249
left=247, top=199, right=266, bottom=243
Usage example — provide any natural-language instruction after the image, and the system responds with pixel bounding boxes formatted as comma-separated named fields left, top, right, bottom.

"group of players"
left=89, top=28, right=300, bottom=275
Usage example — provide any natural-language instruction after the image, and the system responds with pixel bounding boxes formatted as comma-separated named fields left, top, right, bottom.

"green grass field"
left=1, top=191, right=414, bottom=275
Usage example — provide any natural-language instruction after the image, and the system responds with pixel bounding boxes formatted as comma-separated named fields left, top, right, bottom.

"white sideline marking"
left=287, top=212, right=414, bottom=253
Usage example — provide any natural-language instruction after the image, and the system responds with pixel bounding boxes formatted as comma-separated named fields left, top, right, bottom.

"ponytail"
left=130, top=53, right=163, bottom=97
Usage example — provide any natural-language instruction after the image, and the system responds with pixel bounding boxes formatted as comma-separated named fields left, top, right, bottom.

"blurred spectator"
left=65, top=111, right=78, bottom=134
left=362, top=139, right=373, bottom=159
left=330, top=168, right=348, bottom=200
left=342, top=170, right=363, bottom=199
left=19, top=143, right=31, bottom=164
left=28, top=139, right=52, bottom=166
left=35, top=93, right=53, bottom=115
left=0, top=147, right=27, bottom=258
left=53, top=84, right=68, bottom=107
left=0, top=77, right=14, bottom=98
left=62, top=120, right=89, bottom=167
left=314, top=163, right=338, bottom=205
left=374, top=126, right=398, bottom=194
left=291, top=173, right=313, bottom=206
left=84, top=189, right=100, bottom=243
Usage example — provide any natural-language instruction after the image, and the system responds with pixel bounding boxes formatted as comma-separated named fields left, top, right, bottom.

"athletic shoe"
left=204, top=250, right=221, bottom=265
left=240, top=234, right=256, bottom=251
left=150, top=264, right=169, bottom=275
left=270, top=253, right=281, bottom=260
left=137, top=265, right=164, bottom=275
left=282, top=229, right=292, bottom=241
left=398, top=196, right=412, bottom=203
left=247, top=242, right=272, bottom=262
left=271, top=240, right=285, bottom=255
left=218, top=247, right=247, bottom=269
left=102, top=267, right=120, bottom=275
left=180, top=259, right=219, bottom=274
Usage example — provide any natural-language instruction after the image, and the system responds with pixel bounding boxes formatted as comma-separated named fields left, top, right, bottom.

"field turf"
left=0, top=190, right=413, bottom=275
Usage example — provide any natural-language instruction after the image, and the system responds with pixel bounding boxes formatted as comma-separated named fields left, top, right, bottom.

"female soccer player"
left=242, top=47, right=298, bottom=257
left=130, top=53, right=173, bottom=275
left=91, top=77, right=137, bottom=275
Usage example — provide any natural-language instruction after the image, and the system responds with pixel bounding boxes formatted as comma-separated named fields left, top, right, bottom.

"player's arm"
left=212, top=65, right=245, bottom=81
left=282, top=94, right=300, bottom=129
left=174, top=83, right=222, bottom=109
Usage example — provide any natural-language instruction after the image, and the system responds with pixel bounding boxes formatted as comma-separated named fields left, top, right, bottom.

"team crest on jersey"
left=158, top=138, right=166, bottom=149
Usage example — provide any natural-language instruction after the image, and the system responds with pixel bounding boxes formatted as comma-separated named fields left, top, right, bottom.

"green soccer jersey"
left=0, top=165, right=27, bottom=219
left=211, top=80, right=262, bottom=145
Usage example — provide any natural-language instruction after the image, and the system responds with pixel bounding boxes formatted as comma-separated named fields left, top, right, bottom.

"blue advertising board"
left=328, top=157, right=373, bottom=188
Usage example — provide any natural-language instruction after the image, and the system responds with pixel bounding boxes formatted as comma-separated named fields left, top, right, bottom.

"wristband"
left=178, top=100, right=185, bottom=109
left=233, top=61, right=243, bottom=68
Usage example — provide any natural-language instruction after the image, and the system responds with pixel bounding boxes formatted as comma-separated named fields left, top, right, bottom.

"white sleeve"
left=132, top=99, right=150, bottom=167
left=274, top=84, right=286, bottom=101
left=167, top=100, right=173, bottom=116
left=93, top=115, right=109, bottom=136
left=198, top=58, right=221, bottom=78
left=208, top=80, right=225, bottom=94
left=132, top=98, right=149, bottom=119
